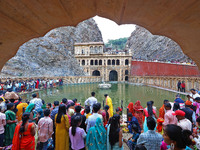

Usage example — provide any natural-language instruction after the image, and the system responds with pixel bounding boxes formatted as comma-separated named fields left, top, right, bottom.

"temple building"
left=74, top=42, right=132, bottom=81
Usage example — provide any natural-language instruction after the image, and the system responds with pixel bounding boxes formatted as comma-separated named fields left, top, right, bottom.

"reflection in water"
left=20, top=83, right=186, bottom=111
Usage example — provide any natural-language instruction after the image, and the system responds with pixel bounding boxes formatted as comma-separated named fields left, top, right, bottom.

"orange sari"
left=12, top=122, right=35, bottom=150
left=127, top=102, right=134, bottom=116
left=159, top=104, right=165, bottom=119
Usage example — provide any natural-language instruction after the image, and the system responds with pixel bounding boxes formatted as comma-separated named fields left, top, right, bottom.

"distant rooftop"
left=74, top=42, right=104, bottom=46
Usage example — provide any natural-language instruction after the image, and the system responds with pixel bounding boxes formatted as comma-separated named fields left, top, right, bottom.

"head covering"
left=4, top=91, right=19, bottom=100
left=127, top=102, right=134, bottom=115
left=133, top=100, right=143, bottom=111
left=86, top=118, right=106, bottom=150
left=25, top=103, right=35, bottom=112
left=172, top=110, right=185, bottom=116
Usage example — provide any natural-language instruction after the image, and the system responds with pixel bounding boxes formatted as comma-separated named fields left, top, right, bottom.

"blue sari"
left=86, top=118, right=106, bottom=150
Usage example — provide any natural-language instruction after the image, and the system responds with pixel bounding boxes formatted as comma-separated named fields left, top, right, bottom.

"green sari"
left=25, top=103, right=36, bottom=123
left=86, top=118, right=106, bottom=150
left=5, top=110, right=16, bottom=146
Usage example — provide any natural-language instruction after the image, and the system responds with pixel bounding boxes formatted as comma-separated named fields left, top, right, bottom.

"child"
left=69, top=116, right=86, bottom=150
left=124, top=124, right=140, bottom=150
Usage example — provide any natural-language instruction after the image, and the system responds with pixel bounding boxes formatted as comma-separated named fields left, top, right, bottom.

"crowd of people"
left=0, top=78, right=63, bottom=94
left=177, top=80, right=186, bottom=92
left=0, top=88, right=200, bottom=150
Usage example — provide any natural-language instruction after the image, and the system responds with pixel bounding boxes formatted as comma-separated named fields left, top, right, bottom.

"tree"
left=105, top=37, right=128, bottom=50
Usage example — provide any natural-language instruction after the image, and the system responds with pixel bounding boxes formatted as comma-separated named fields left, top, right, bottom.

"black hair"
left=75, top=105, right=81, bottom=113
left=73, top=98, right=77, bottom=103
left=128, top=112, right=133, bottom=118
left=93, top=103, right=100, bottom=113
left=164, top=99, right=169, bottom=104
left=104, top=94, right=108, bottom=97
left=70, top=103, right=75, bottom=107
left=7, top=103, right=14, bottom=110
left=164, top=103, right=171, bottom=109
left=71, top=116, right=82, bottom=136
left=19, top=112, right=30, bottom=133
left=173, top=102, right=180, bottom=111
left=32, top=93, right=37, bottom=98
left=54, top=101, right=59, bottom=106
left=147, top=117, right=156, bottom=130
left=135, top=145, right=147, bottom=150
left=85, top=106, right=90, bottom=114
left=42, top=99, right=45, bottom=105
left=56, top=104, right=66, bottom=123
left=190, top=88, right=195, bottom=91
left=62, top=98, right=67, bottom=104
left=132, top=124, right=139, bottom=133
left=91, top=92, right=95, bottom=96
left=66, top=104, right=70, bottom=111
left=10, top=99, right=15, bottom=103
left=116, top=108, right=119, bottom=112
left=195, top=97, right=200, bottom=101
left=104, top=105, right=109, bottom=121
left=44, top=109, right=50, bottom=116
left=147, top=101, right=153, bottom=117
left=0, top=106, right=2, bottom=112
left=47, top=103, right=52, bottom=107
left=196, top=116, right=200, bottom=123
left=165, top=124, right=192, bottom=149
left=109, top=114, right=120, bottom=146
left=150, top=101, right=154, bottom=105
left=0, top=98, right=4, bottom=101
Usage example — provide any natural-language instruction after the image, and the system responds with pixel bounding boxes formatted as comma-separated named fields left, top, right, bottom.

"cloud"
left=93, top=16, right=136, bottom=43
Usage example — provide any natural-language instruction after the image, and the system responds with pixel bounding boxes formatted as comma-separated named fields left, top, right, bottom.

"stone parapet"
left=129, top=76, right=200, bottom=92
left=0, top=76, right=102, bottom=84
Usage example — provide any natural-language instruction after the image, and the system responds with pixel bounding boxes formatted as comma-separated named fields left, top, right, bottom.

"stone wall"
left=129, top=76, right=200, bottom=92
left=0, top=76, right=102, bottom=84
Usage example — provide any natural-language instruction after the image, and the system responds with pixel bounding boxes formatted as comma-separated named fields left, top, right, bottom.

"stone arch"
left=82, top=60, right=85, bottom=66
left=1, top=1, right=200, bottom=70
left=116, top=59, right=120, bottom=65
left=95, top=59, right=98, bottom=65
left=108, top=59, right=111, bottom=65
left=109, top=70, right=118, bottom=81
left=125, top=59, right=129, bottom=65
left=125, top=76, right=129, bottom=81
left=90, top=60, right=93, bottom=65
left=92, top=70, right=100, bottom=76
left=112, top=59, right=115, bottom=65
left=99, top=60, right=102, bottom=65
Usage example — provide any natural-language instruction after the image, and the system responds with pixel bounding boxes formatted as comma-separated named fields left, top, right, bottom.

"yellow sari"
left=55, top=114, right=69, bottom=150
left=106, top=96, right=113, bottom=117
left=16, top=103, right=28, bottom=122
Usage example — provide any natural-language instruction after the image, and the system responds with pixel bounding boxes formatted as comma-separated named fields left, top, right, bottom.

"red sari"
left=127, top=102, right=134, bottom=116
left=133, top=101, right=144, bottom=129
left=12, top=122, right=35, bottom=150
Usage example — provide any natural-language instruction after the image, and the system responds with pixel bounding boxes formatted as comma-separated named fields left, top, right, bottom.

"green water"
left=20, top=83, right=186, bottom=110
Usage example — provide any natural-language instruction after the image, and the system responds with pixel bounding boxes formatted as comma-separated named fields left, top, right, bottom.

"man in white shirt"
left=188, top=89, right=200, bottom=103
left=85, top=92, right=97, bottom=113
left=173, top=110, right=192, bottom=131
left=86, top=103, right=103, bottom=132
left=0, top=106, right=6, bottom=146
left=30, top=93, right=43, bottom=110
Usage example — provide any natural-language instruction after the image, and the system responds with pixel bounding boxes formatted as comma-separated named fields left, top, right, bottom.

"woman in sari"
left=107, top=114, right=123, bottom=150
left=133, top=100, right=143, bottom=129
left=16, top=102, right=28, bottom=122
left=25, top=103, right=38, bottom=123
left=127, top=102, right=134, bottom=116
left=86, top=117, right=106, bottom=150
left=12, top=112, right=36, bottom=150
left=55, top=104, right=69, bottom=150
left=5, top=103, right=17, bottom=146
left=143, top=101, right=157, bottom=132
left=105, top=94, right=113, bottom=117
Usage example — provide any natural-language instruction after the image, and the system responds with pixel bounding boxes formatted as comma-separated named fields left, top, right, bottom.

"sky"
left=93, top=16, right=136, bottom=43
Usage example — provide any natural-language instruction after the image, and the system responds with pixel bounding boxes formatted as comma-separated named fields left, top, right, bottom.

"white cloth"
left=190, top=93, right=200, bottom=103
left=85, top=96, right=97, bottom=112
left=30, top=98, right=43, bottom=110
left=177, top=118, right=192, bottom=131
left=86, top=113, right=103, bottom=132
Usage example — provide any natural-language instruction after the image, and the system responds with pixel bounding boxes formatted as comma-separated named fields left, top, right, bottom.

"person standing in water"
left=104, top=94, right=113, bottom=118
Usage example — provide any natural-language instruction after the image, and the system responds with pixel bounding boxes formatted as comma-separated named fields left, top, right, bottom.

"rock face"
left=126, top=26, right=191, bottom=61
left=1, top=18, right=103, bottom=77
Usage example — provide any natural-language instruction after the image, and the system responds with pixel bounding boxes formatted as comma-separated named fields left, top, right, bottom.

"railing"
left=129, top=76, right=200, bottom=92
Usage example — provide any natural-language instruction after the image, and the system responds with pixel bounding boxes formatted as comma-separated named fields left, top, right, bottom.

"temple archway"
left=109, top=70, right=118, bottom=81
left=92, top=70, right=100, bottom=76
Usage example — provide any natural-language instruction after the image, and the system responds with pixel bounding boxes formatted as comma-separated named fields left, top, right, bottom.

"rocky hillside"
left=126, top=26, right=191, bottom=62
left=1, top=18, right=103, bottom=77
